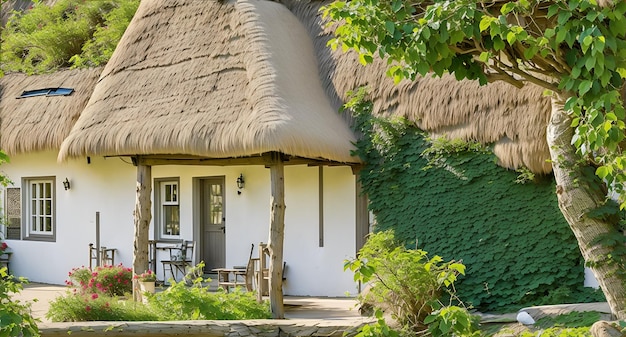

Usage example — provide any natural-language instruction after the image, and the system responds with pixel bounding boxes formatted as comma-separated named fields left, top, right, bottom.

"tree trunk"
left=547, top=96, right=626, bottom=320
left=133, top=163, right=152, bottom=302
left=267, top=152, right=285, bottom=318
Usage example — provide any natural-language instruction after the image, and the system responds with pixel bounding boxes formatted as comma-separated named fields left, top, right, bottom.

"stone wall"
left=39, top=319, right=370, bottom=337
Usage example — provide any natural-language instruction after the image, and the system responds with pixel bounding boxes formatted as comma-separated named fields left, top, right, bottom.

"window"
left=4, top=187, right=22, bottom=240
left=22, top=177, right=56, bottom=241
left=156, top=179, right=180, bottom=239
left=17, top=87, right=74, bottom=99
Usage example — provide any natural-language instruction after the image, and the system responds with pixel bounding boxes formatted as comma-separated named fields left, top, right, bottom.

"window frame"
left=154, top=178, right=181, bottom=241
left=17, top=87, right=74, bottom=99
left=22, top=176, right=56, bottom=242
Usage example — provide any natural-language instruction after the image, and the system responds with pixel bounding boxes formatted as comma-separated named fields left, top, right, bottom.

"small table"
left=212, top=268, right=248, bottom=292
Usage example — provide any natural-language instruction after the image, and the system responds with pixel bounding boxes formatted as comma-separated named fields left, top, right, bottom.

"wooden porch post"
left=133, top=162, right=152, bottom=301
left=267, top=152, right=285, bottom=318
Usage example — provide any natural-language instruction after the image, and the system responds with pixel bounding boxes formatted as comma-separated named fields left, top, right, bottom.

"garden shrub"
left=48, top=263, right=271, bottom=322
left=346, top=230, right=479, bottom=336
left=66, top=264, right=132, bottom=297
left=1, top=0, right=139, bottom=74
left=146, top=274, right=271, bottom=320
left=46, top=292, right=158, bottom=322
left=0, top=267, right=39, bottom=337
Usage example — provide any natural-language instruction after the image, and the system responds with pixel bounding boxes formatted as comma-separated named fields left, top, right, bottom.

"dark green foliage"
left=0, top=268, right=39, bottom=337
left=1, top=0, right=138, bottom=74
left=349, top=93, right=604, bottom=312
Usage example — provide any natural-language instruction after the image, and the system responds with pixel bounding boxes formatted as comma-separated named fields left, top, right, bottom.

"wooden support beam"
left=124, top=153, right=356, bottom=168
left=267, top=152, right=285, bottom=318
left=133, top=163, right=152, bottom=301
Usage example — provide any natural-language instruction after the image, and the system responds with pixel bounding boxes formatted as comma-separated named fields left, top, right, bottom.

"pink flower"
left=91, top=293, right=98, bottom=299
left=85, top=306, right=91, bottom=312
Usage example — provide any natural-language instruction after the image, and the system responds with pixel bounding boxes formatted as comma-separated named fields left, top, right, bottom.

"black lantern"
left=63, top=178, right=71, bottom=190
left=236, top=174, right=245, bottom=189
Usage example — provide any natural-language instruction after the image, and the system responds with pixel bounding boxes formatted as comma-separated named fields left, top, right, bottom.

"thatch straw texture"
left=287, top=0, right=553, bottom=174
left=59, top=0, right=358, bottom=164
left=0, top=67, right=102, bottom=155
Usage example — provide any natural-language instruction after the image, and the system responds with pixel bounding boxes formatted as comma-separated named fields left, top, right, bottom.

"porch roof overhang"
left=120, top=152, right=361, bottom=170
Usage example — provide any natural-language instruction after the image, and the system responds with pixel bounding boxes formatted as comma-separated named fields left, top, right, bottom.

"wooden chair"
left=254, top=243, right=287, bottom=301
left=88, top=243, right=116, bottom=268
left=161, top=240, right=194, bottom=284
left=215, top=244, right=256, bottom=292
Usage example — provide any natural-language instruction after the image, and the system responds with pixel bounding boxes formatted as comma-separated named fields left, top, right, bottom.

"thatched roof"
left=0, top=67, right=102, bottom=155
left=287, top=0, right=553, bottom=174
left=59, top=0, right=358, bottom=164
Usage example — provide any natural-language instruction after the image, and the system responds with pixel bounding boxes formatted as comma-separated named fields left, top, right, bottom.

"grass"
left=480, top=311, right=604, bottom=337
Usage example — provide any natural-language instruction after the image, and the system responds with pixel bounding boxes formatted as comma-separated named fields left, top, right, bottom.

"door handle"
left=221, top=226, right=225, bottom=234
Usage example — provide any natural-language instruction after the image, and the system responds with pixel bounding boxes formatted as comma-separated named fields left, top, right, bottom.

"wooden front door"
left=200, top=177, right=225, bottom=271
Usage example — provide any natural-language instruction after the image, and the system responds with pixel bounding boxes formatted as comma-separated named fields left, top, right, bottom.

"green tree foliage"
left=322, top=0, right=626, bottom=206
left=1, top=0, right=138, bottom=74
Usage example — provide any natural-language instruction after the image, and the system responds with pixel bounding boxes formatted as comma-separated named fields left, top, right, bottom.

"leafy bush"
left=353, top=310, right=400, bottom=337
left=1, top=0, right=138, bottom=74
left=0, top=267, right=39, bottom=337
left=425, top=306, right=482, bottom=337
left=146, top=274, right=271, bottom=320
left=46, top=292, right=158, bottom=322
left=346, top=230, right=478, bottom=336
left=66, top=264, right=132, bottom=297
left=48, top=263, right=271, bottom=322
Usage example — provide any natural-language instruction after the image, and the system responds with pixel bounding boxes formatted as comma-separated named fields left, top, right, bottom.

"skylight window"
left=17, top=87, right=74, bottom=99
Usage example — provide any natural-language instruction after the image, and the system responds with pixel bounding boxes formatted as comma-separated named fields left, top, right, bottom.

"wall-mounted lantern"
left=63, top=178, right=71, bottom=191
left=236, top=174, right=245, bottom=194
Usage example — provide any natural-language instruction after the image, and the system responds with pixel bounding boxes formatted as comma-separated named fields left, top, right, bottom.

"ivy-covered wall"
left=353, top=106, right=602, bottom=311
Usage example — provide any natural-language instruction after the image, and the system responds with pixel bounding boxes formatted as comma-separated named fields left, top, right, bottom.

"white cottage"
left=0, top=0, right=370, bottom=306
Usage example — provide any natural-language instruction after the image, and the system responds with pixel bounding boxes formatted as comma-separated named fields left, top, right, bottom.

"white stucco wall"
left=151, top=164, right=357, bottom=297
left=1, top=151, right=137, bottom=284
left=1, top=153, right=358, bottom=297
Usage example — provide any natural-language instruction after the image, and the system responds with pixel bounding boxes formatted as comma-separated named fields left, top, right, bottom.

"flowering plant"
left=0, top=241, right=9, bottom=255
left=134, top=270, right=156, bottom=282
left=66, top=264, right=132, bottom=296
